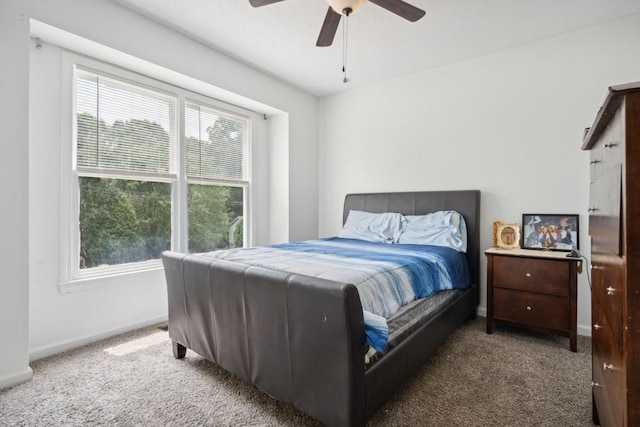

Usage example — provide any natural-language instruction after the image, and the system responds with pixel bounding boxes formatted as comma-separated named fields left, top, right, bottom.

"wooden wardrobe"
left=582, top=82, right=640, bottom=426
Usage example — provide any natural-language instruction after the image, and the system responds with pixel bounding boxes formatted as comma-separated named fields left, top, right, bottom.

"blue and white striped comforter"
left=199, top=237, right=471, bottom=351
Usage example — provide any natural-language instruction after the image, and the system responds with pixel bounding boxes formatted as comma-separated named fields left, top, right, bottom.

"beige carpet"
left=0, top=317, right=593, bottom=426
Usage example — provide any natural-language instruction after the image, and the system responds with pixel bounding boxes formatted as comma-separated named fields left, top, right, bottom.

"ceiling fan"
left=248, top=0, right=426, bottom=47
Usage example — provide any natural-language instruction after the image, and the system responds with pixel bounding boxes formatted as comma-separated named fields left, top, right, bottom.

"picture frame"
left=521, top=213, right=579, bottom=251
left=493, top=221, right=521, bottom=249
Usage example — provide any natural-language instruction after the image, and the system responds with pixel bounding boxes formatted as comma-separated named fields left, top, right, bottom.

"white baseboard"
left=577, top=324, right=592, bottom=337
left=0, top=366, right=33, bottom=390
left=29, top=315, right=168, bottom=361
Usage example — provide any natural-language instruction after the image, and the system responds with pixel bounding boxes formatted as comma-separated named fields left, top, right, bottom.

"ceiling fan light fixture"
left=327, top=0, right=366, bottom=15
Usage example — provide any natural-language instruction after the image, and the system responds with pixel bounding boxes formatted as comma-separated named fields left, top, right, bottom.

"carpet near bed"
left=0, top=317, right=592, bottom=426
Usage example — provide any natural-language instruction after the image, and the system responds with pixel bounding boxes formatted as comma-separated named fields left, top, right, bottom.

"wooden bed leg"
left=172, top=341, right=186, bottom=359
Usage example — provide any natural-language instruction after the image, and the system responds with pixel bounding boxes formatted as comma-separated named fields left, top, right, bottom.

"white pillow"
left=338, top=210, right=407, bottom=244
left=396, top=210, right=467, bottom=252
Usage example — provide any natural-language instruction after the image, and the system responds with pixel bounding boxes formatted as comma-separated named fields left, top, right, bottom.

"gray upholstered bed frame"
left=162, top=190, right=480, bottom=426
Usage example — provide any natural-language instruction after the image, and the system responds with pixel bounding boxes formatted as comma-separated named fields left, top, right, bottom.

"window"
left=68, top=66, right=250, bottom=281
left=184, top=102, right=249, bottom=252
left=75, top=70, right=176, bottom=271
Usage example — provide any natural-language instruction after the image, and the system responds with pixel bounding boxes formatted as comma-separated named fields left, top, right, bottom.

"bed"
left=162, top=190, right=480, bottom=426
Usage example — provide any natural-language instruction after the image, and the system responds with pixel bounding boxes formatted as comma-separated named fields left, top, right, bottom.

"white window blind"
left=185, top=102, right=248, bottom=182
left=63, top=61, right=253, bottom=286
left=75, top=69, right=177, bottom=176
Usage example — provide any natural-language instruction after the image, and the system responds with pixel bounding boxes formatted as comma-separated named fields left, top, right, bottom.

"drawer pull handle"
left=603, top=363, right=614, bottom=371
left=526, top=305, right=532, bottom=311
left=591, top=264, right=602, bottom=270
left=591, top=381, right=601, bottom=388
left=525, top=273, right=532, bottom=278
left=593, top=323, right=602, bottom=330
left=604, top=142, right=617, bottom=149
left=587, top=207, right=599, bottom=212
left=590, top=160, right=600, bottom=165
left=606, top=286, right=616, bottom=295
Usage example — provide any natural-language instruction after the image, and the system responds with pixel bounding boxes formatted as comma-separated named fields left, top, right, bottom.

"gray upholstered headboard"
left=343, top=190, right=481, bottom=290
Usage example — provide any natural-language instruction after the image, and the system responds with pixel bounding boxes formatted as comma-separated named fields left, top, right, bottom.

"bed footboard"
left=162, top=251, right=367, bottom=427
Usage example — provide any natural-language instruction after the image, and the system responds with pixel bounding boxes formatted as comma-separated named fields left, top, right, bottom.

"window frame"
left=183, top=94, right=251, bottom=253
left=59, top=53, right=253, bottom=290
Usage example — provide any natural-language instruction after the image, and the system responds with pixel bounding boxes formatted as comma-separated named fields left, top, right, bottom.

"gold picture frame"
left=493, top=221, right=521, bottom=249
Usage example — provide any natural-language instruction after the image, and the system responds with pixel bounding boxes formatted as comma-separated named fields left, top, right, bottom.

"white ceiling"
left=112, top=0, right=640, bottom=97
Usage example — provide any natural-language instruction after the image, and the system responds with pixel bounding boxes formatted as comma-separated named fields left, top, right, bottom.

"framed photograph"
left=522, top=214, right=579, bottom=251
left=493, top=221, right=521, bottom=249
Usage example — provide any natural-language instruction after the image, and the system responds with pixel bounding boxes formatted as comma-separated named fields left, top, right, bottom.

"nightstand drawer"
left=493, top=256, right=569, bottom=297
left=493, top=288, right=569, bottom=332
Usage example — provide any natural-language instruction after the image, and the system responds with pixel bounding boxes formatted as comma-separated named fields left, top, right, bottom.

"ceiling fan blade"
left=248, top=0, right=286, bottom=7
left=316, top=7, right=342, bottom=47
left=369, top=0, right=425, bottom=22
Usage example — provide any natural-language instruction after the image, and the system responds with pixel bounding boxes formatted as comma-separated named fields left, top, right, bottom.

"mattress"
left=365, top=288, right=465, bottom=368
left=198, top=237, right=471, bottom=351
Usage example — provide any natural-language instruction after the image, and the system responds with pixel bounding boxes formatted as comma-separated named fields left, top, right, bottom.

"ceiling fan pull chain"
left=342, top=8, right=351, bottom=83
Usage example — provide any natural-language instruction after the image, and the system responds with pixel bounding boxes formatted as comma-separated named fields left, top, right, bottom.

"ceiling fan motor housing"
left=328, top=0, right=366, bottom=15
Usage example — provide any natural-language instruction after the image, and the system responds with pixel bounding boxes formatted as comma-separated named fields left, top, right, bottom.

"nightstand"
left=485, top=247, right=580, bottom=352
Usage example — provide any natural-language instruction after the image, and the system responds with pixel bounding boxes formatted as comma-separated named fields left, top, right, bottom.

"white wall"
left=0, top=0, right=318, bottom=374
left=318, top=13, right=640, bottom=336
left=0, top=1, right=33, bottom=389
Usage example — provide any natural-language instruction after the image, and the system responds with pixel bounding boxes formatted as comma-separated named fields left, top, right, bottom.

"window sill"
left=58, top=262, right=164, bottom=293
